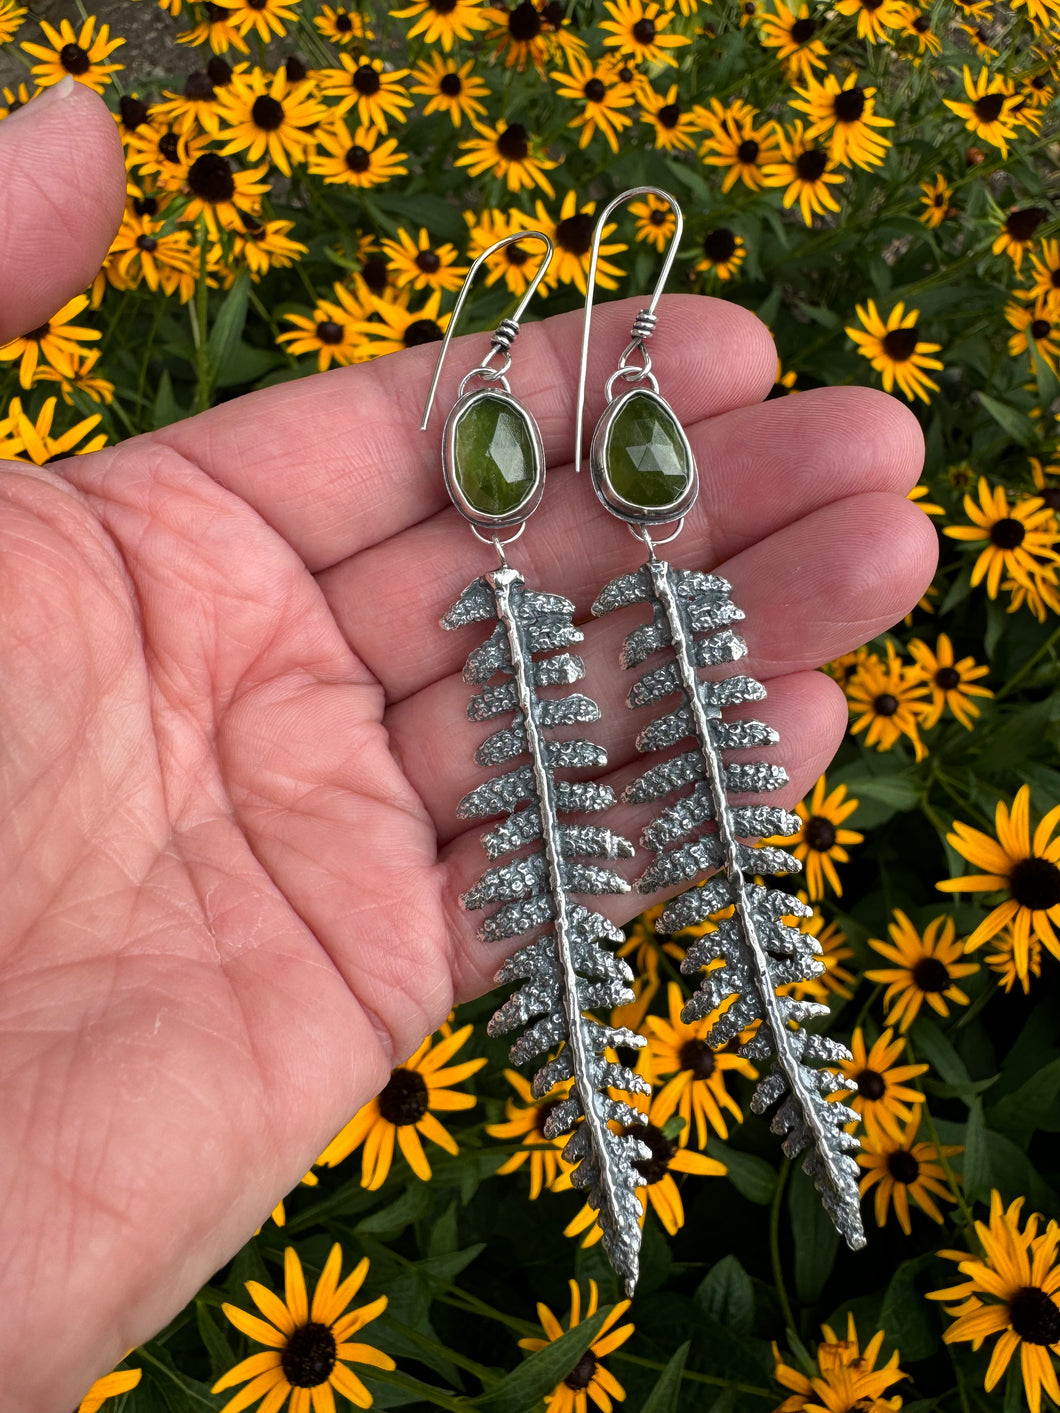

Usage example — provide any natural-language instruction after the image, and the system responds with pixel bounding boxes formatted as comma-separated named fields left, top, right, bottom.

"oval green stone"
left=604, top=392, right=691, bottom=509
left=453, top=394, right=537, bottom=517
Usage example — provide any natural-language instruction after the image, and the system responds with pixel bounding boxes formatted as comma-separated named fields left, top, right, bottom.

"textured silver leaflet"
left=593, top=554, right=866, bottom=1252
left=446, top=566, right=649, bottom=1291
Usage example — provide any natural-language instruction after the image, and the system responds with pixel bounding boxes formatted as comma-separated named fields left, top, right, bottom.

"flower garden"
left=1, top=0, right=1060, bottom=1410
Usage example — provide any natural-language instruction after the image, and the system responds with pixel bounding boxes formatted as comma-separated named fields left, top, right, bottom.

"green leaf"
left=910, top=1018, right=971, bottom=1087
left=470, top=1307, right=611, bottom=1413
left=788, top=1165, right=840, bottom=1305
left=637, top=1341, right=689, bottom=1413
left=712, top=1142, right=776, bottom=1205
left=1029, top=335, right=1060, bottom=411
left=987, top=1056, right=1060, bottom=1145
left=207, top=272, right=251, bottom=381
left=878, top=1257, right=939, bottom=1362
left=695, top=1255, right=754, bottom=1336
left=194, top=1300, right=235, bottom=1380
left=429, top=1202, right=459, bottom=1259
left=962, top=1098, right=989, bottom=1202
left=151, top=369, right=184, bottom=430
left=976, top=392, right=1037, bottom=447
left=356, top=1182, right=433, bottom=1236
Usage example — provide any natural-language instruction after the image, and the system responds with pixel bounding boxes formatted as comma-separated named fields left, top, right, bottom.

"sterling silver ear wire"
left=423, top=234, right=650, bottom=1293
left=578, top=187, right=867, bottom=1254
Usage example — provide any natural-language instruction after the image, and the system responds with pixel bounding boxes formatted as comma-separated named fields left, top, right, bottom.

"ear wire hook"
left=420, top=230, right=554, bottom=431
left=574, top=187, right=683, bottom=473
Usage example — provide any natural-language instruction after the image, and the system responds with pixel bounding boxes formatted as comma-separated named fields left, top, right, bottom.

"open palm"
left=0, top=85, right=936, bottom=1411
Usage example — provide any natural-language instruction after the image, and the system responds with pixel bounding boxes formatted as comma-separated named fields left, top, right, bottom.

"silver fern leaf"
left=444, top=564, right=650, bottom=1291
left=593, top=557, right=866, bottom=1251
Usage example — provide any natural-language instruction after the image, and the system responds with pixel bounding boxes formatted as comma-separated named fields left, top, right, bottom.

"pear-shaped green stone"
left=453, top=394, right=537, bottom=517
left=605, top=392, right=691, bottom=508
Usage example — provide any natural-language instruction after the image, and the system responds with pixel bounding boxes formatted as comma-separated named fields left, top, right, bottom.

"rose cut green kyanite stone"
left=603, top=391, right=692, bottom=509
left=451, top=392, right=538, bottom=519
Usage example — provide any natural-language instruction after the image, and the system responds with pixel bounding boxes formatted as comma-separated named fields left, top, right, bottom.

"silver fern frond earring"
left=575, top=188, right=867, bottom=1253
left=423, top=232, right=651, bottom=1293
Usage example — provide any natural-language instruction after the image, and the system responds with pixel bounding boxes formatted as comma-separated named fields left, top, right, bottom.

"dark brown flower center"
left=564, top=1350, right=598, bottom=1390
left=1009, top=1287, right=1060, bottom=1345
left=1030, top=319, right=1052, bottom=341
left=120, top=95, right=151, bottom=128
left=881, top=326, right=919, bottom=361
left=1039, top=487, right=1060, bottom=511
left=24, top=324, right=50, bottom=342
left=510, top=1, right=542, bottom=39
left=703, top=227, right=738, bottom=263
left=886, top=1148, right=920, bottom=1184
left=415, top=248, right=441, bottom=273
left=378, top=1067, right=430, bottom=1123
left=316, top=320, right=344, bottom=344
left=252, top=95, right=285, bottom=130
left=615, top=1044, right=640, bottom=1070
left=795, top=147, right=828, bottom=182
left=803, top=815, right=837, bottom=852
left=737, top=138, right=759, bottom=162
left=405, top=319, right=445, bottom=348
left=873, top=693, right=899, bottom=716
left=536, top=1098, right=562, bottom=1134
left=134, top=195, right=158, bottom=216
left=990, top=517, right=1026, bottom=549
left=335, top=10, right=354, bottom=30
left=854, top=1067, right=886, bottom=1101
left=627, top=1122, right=675, bottom=1185
left=1009, top=856, right=1060, bottom=911
left=184, top=71, right=215, bottom=101
left=934, top=192, right=946, bottom=206
left=207, top=56, right=233, bottom=87
left=430, top=0, right=459, bottom=11
left=345, top=144, right=371, bottom=172
left=618, top=65, right=633, bottom=81
left=913, top=14, right=929, bottom=30
left=633, top=17, right=656, bottom=44
left=504, top=242, right=529, bottom=266
left=1006, top=207, right=1046, bottom=242
left=281, top=1322, right=338, bottom=1388
left=584, top=78, right=606, bottom=102
left=974, top=93, right=1006, bottom=123
left=440, top=72, right=463, bottom=96
left=657, top=102, right=680, bottom=128
left=912, top=956, right=951, bottom=993
left=765, top=381, right=790, bottom=400
left=59, top=43, right=90, bottom=75
left=790, top=16, right=816, bottom=40
left=353, top=64, right=381, bottom=95
left=286, top=55, right=307, bottom=82
left=833, top=87, right=866, bottom=123
left=934, top=666, right=961, bottom=690
left=678, top=1038, right=717, bottom=1080
left=158, top=132, right=182, bottom=163
left=188, top=152, right=235, bottom=202
left=362, top=256, right=389, bottom=291
left=497, top=123, right=529, bottom=160
left=135, top=234, right=158, bottom=252
left=556, top=212, right=594, bottom=256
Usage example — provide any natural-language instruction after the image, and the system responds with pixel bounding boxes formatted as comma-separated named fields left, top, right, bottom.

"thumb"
left=0, top=77, right=126, bottom=344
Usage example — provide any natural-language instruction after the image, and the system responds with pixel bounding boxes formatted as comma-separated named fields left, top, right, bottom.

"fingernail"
left=1, top=75, right=76, bottom=127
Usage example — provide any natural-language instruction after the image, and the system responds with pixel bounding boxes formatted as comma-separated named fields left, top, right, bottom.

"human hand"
left=0, top=83, right=936, bottom=1410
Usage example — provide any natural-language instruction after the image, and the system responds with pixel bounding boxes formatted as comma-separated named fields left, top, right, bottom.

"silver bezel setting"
left=589, top=386, right=699, bottom=527
left=442, top=386, right=545, bottom=531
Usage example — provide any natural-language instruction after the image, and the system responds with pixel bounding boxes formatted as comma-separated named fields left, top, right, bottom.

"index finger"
left=139, top=294, right=776, bottom=573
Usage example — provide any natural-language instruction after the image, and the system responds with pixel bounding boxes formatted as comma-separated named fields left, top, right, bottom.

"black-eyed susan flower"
left=790, top=71, right=894, bottom=170
left=316, top=1022, right=483, bottom=1187
left=765, top=359, right=799, bottom=399
left=907, top=632, right=992, bottom=729
left=181, top=150, right=270, bottom=233
left=107, top=207, right=199, bottom=296
left=639, top=83, right=699, bottom=152
left=464, top=208, right=540, bottom=297
left=834, top=1028, right=928, bottom=1141
left=455, top=119, right=558, bottom=197
left=943, top=477, right=1060, bottom=599
left=761, top=121, right=845, bottom=226
left=1021, top=240, right=1060, bottom=313
left=177, top=4, right=250, bottom=53
left=214, top=1245, right=394, bottom=1412
left=318, top=55, right=413, bottom=133
left=21, top=15, right=124, bottom=93
left=0, top=82, right=34, bottom=120
left=779, top=898, right=855, bottom=1002
left=485, top=1069, right=574, bottom=1198
left=994, top=206, right=1048, bottom=272
left=1004, top=567, right=1060, bottom=622
left=628, top=192, right=677, bottom=250
left=985, top=924, right=1043, bottom=993
left=409, top=54, right=489, bottom=128
left=76, top=1362, right=142, bottom=1413
left=216, top=0, right=300, bottom=42
left=1012, top=0, right=1060, bottom=26
left=959, top=21, right=999, bottom=59
left=599, top=0, right=690, bottom=67
left=519, top=193, right=626, bottom=295
left=222, top=215, right=308, bottom=280
left=944, top=66, right=1022, bottom=157
left=0, top=396, right=107, bottom=464
left=0, top=294, right=100, bottom=389
left=846, top=640, right=931, bottom=759
left=1006, top=298, right=1060, bottom=373
left=845, top=298, right=943, bottom=403
left=518, top=1280, right=634, bottom=1413
left=928, top=1192, right=1060, bottom=1413
left=391, top=0, right=492, bottom=49
left=866, top=909, right=979, bottom=1031
left=773, top=1314, right=906, bottom=1413
left=834, top=0, right=907, bottom=41
left=380, top=226, right=466, bottom=293
left=857, top=1116, right=960, bottom=1234
left=693, top=228, right=746, bottom=282
left=126, top=124, right=203, bottom=194
left=645, top=982, right=757, bottom=1145
left=308, top=120, right=408, bottom=188
left=919, top=173, right=952, bottom=228
left=938, top=784, right=1060, bottom=977
left=757, top=1, right=828, bottom=81
left=770, top=775, right=863, bottom=901
left=214, top=68, right=328, bottom=176
left=277, top=284, right=373, bottom=369
left=698, top=106, right=781, bottom=192
left=32, top=347, right=114, bottom=405
left=314, top=3, right=374, bottom=44
left=482, top=0, right=582, bottom=75
left=551, top=51, right=635, bottom=152
left=153, top=70, right=227, bottom=136
left=895, top=3, right=941, bottom=58
left=0, top=0, right=25, bottom=45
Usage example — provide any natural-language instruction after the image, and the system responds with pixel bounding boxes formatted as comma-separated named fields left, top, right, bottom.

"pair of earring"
left=421, top=188, right=864, bottom=1293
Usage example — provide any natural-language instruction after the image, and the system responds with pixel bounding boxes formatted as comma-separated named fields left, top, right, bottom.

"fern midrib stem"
left=489, top=566, right=628, bottom=1262
left=646, top=557, right=847, bottom=1202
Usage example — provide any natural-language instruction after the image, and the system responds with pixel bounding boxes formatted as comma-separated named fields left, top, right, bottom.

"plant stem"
left=769, top=1159, right=797, bottom=1335
left=995, top=623, right=1060, bottom=700
left=613, top=1351, right=773, bottom=1398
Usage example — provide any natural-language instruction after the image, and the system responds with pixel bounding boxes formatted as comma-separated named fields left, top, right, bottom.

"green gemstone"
left=452, top=393, right=537, bottom=518
left=604, top=392, right=691, bottom=508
